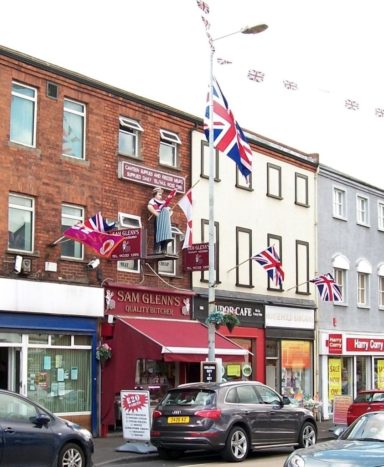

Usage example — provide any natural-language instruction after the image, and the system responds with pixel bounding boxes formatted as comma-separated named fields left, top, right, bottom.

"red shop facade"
left=100, top=284, right=249, bottom=430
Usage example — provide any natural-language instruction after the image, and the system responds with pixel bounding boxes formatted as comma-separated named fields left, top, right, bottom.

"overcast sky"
left=1, top=0, right=384, bottom=188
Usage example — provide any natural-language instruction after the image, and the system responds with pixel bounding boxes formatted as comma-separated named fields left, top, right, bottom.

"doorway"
left=0, top=347, right=21, bottom=392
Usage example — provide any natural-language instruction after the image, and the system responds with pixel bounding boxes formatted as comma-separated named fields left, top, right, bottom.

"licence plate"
left=167, top=416, right=190, bottom=424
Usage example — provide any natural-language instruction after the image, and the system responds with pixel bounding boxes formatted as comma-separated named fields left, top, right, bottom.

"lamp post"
left=207, top=23, right=268, bottom=364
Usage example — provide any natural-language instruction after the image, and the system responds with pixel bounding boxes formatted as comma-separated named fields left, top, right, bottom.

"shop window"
left=135, top=359, right=175, bottom=406
left=8, top=193, right=34, bottom=253
left=266, top=340, right=279, bottom=391
left=29, top=334, right=49, bottom=344
left=328, top=357, right=353, bottom=406
left=281, top=340, right=312, bottom=402
left=51, top=335, right=71, bottom=346
left=374, top=359, right=384, bottom=389
left=356, top=356, right=370, bottom=393
left=10, top=81, right=37, bottom=147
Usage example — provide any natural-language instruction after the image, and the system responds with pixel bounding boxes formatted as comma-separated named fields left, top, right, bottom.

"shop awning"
left=115, top=317, right=248, bottom=362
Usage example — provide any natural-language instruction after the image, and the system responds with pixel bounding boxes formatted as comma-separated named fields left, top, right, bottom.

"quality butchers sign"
left=346, top=337, right=384, bottom=353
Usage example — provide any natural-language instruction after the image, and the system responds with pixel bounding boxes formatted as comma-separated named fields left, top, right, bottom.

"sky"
left=1, top=0, right=384, bottom=188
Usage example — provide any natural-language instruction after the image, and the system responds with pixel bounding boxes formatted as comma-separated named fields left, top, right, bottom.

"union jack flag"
left=83, top=212, right=116, bottom=232
left=252, top=245, right=285, bottom=287
left=310, top=273, right=342, bottom=302
left=161, top=188, right=177, bottom=210
left=204, top=78, right=253, bottom=178
left=196, top=0, right=209, bottom=14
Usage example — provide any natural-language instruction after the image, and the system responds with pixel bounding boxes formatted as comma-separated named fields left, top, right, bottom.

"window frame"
left=236, top=227, right=253, bottom=287
left=378, top=201, right=384, bottom=231
left=357, top=271, right=369, bottom=307
left=8, top=193, right=35, bottom=253
left=62, top=98, right=86, bottom=160
left=236, top=167, right=253, bottom=191
left=378, top=266, right=384, bottom=309
left=334, top=268, right=347, bottom=305
left=266, top=163, right=282, bottom=199
left=356, top=194, right=370, bottom=227
left=295, top=173, right=309, bottom=207
left=10, top=81, right=37, bottom=148
left=159, top=129, right=181, bottom=168
left=200, top=219, right=220, bottom=284
left=200, top=140, right=220, bottom=181
left=158, top=226, right=183, bottom=276
left=60, top=204, right=84, bottom=260
left=267, top=234, right=283, bottom=291
left=118, top=116, right=143, bottom=158
left=333, top=187, right=347, bottom=220
left=296, top=240, right=310, bottom=294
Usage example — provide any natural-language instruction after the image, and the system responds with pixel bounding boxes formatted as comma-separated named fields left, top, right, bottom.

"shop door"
left=0, top=347, right=21, bottom=392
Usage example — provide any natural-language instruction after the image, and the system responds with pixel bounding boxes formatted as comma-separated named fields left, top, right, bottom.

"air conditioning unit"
left=22, top=258, right=32, bottom=274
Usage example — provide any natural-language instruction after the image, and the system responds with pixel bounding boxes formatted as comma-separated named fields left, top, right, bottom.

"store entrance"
left=0, top=347, right=21, bottom=392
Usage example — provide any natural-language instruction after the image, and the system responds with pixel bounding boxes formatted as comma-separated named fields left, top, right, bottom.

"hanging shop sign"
left=183, top=243, right=209, bottom=271
left=109, top=229, right=142, bottom=260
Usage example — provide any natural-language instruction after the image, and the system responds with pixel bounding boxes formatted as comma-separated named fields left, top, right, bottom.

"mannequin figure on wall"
left=147, top=187, right=173, bottom=254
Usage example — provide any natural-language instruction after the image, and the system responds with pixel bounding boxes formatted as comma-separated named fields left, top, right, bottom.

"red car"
left=347, top=390, right=384, bottom=425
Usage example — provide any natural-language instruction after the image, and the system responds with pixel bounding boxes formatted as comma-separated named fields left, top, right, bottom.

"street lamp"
left=207, top=23, right=268, bottom=364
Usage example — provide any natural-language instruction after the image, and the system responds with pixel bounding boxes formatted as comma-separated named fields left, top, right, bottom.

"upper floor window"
left=10, top=82, right=37, bottom=147
left=159, top=129, right=181, bottom=168
left=8, top=194, right=34, bottom=252
left=118, top=117, right=143, bottom=158
left=333, top=187, right=347, bottom=219
left=267, top=163, right=282, bottom=199
left=356, top=195, right=369, bottom=226
left=116, top=213, right=142, bottom=273
left=201, top=219, right=220, bottom=284
left=332, top=254, right=350, bottom=305
left=357, top=259, right=372, bottom=307
left=61, top=204, right=84, bottom=259
left=236, top=168, right=252, bottom=190
left=296, top=240, right=309, bottom=294
left=378, top=265, right=384, bottom=309
left=267, top=234, right=283, bottom=291
left=236, top=227, right=252, bottom=287
left=63, top=99, right=86, bottom=159
left=158, top=226, right=183, bottom=276
left=200, top=140, right=220, bottom=180
left=295, top=173, right=309, bottom=207
left=378, top=201, right=384, bottom=231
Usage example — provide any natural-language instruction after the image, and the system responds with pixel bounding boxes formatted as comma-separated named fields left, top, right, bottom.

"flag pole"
left=285, top=280, right=311, bottom=292
left=226, top=256, right=253, bottom=273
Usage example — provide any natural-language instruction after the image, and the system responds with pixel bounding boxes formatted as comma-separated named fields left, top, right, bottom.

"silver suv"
left=151, top=380, right=317, bottom=462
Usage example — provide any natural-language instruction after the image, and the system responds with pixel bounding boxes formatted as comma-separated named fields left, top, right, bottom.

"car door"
left=0, top=393, right=56, bottom=466
left=255, top=384, right=298, bottom=443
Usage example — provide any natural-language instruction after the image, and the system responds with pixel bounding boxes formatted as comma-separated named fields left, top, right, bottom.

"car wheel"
left=222, top=426, right=249, bottom=462
left=298, top=421, right=316, bottom=448
left=157, top=447, right=183, bottom=460
left=58, top=443, right=85, bottom=467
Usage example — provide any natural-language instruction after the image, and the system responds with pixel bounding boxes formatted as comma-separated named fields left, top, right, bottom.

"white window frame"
left=118, top=117, right=143, bottom=158
left=117, top=213, right=142, bottom=273
left=357, top=259, right=371, bottom=308
left=332, top=254, right=350, bottom=306
left=378, top=265, right=384, bottom=309
left=333, top=187, right=347, bottom=219
left=378, top=201, right=384, bottom=231
left=158, top=226, right=182, bottom=276
left=10, top=81, right=37, bottom=147
left=8, top=193, right=35, bottom=253
left=356, top=194, right=369, bottom=226
left=63, top=98, right=86, bottom=160
left=61, top=204, right=84, bottom=260
left=159, top=129, right=181, bottom=168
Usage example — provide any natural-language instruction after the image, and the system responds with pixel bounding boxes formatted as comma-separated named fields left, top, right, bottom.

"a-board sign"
left=201, top=361, right=217, bottom=383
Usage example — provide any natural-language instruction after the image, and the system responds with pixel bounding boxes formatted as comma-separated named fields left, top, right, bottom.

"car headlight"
left=285, top=453, right=305, bottom=467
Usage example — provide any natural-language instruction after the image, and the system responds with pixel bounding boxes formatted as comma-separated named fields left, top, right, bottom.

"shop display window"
left=374, top=359, right=384, bottom=389
left=281, top=340, right=312, bottom=402
left=135, top=359, right=175, bottom=406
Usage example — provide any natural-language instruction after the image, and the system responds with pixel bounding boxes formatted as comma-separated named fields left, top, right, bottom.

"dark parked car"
left=347, top=389, right=384, bottom=425
left=0, top=389, right=93, bottom=467
left=150, top=381, right=317, bottom=462
left=284, top=411, right=384, bottom=466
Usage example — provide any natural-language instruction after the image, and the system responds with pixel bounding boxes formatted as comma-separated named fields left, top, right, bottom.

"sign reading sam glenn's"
left=109, top=229, right=142, bottom=260
left=183, top=242, right=209, bottom=271
left=118, top=160, right=185, bottom=193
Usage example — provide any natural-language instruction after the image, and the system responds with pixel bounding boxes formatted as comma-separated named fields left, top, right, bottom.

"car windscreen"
left=160, top=389, right=216, bottom=407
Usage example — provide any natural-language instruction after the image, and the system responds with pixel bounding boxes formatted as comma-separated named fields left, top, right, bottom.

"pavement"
left=93, top=419, right=338, bottom=466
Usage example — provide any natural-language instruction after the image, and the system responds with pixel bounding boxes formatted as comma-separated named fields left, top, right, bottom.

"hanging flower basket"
left=96, top=342, right=112, bottom=363
left=205, top=311, right=240, bottom=332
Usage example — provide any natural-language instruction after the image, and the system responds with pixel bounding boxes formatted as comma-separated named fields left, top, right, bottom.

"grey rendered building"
left=317, top=164, right=384, bottom=419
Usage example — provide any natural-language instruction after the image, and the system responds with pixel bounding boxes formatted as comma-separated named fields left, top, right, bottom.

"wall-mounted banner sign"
left=109, top=229, right=142, bottom=261
left=183, top=242, right=209, bottom=271
left=118, top=160, right=185, bottom=193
